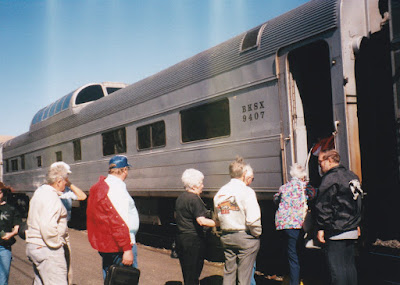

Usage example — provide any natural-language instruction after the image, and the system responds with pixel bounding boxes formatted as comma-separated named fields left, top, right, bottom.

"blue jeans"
left=325, top=239, right=357, bottom=285
left=99, top=244, right=138, bottom=280
left=284, top=229, right=300, bottom=285
left=0, top=245, right=12, bottom=285
left=250, top=262, right=256, bottom=285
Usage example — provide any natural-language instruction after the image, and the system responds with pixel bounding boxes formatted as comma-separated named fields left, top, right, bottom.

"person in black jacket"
left=0, top=187, right=22, bottom=285
left=315, top=149, right=363, bottom=285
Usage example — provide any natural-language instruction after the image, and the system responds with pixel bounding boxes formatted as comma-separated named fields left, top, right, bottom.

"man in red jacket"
left=86, top=155, right=139, bottom=279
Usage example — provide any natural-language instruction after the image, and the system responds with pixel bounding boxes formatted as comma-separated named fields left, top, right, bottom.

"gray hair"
left=46, top=162, right=71, bottom=184
left=243, top=164, right=254, bottom=178
left=229, top=156, right=246, bottom=178
left=181, top=169, right=204, bottom=191
left=289, top=163, right=307, bottom=179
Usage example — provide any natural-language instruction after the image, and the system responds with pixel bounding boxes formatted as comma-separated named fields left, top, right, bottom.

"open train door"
left=278, top=41, right=335, bottom=187
left=389, top=0, right=400, bottom=177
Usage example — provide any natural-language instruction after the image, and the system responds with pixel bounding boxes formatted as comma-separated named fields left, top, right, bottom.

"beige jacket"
left=214, top=179, right=262, bottom=237
left=26, top=184, right=68, bottom=248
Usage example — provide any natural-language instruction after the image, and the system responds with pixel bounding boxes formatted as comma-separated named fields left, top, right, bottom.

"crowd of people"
left=0, top=149, right=363, bottom=285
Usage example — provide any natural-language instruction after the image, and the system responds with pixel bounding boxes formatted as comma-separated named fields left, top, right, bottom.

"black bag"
left=104, top=264, right=140, bottom=285
left=302, top=209, right=313, bottom=234
left=18, top=220, right=28, bottom=240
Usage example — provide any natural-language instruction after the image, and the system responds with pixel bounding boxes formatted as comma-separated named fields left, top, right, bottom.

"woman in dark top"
left=0, top=187, right=21, bottom=285
left=175, top=169, right=216, bottom=285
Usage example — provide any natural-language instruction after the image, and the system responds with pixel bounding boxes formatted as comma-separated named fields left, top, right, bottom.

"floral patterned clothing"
left=274, top=178, right=316, bottom=230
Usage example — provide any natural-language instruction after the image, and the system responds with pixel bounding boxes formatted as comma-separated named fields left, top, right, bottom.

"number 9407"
left=243, top=111, right=264, bottom=122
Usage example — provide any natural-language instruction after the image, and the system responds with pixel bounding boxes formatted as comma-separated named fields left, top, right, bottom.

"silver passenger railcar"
left=2, top=0, right=400, bottom=259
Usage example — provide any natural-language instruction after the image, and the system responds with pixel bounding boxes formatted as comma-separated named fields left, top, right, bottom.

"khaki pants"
left=220, top=231, right=260, bottom=285
left=26, top=243, right=68, bottom=285
left=64, top=242, right=73, bottom=285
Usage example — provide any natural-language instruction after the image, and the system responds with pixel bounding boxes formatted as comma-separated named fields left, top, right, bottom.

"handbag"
left=104, top=264, right=140, bottom=285
left=18, top=220, right=28, bottom=240
left=302, top=209, right=313, bottom=233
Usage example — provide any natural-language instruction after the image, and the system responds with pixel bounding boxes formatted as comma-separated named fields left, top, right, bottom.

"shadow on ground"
left=164, top=275, right=223, bottom=285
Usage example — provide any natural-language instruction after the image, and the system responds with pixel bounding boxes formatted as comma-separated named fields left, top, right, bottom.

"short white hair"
left=50, top=162, right=72, bottom=173
left=243, top=164, right=254, bottom=178
left=181, top=169, right=204, bottom=190
left=47, top=162, right=71, bottom=184
left=289, top=163, right=307, bottom=179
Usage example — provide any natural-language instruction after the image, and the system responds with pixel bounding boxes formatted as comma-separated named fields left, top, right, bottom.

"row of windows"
left=3, top=140, right=81, bottom=173
left=4, top=99, right=230, bottom=172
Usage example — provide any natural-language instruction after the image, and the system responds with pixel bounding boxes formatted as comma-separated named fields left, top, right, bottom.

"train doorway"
left=287, top=41, right=335, bottom=186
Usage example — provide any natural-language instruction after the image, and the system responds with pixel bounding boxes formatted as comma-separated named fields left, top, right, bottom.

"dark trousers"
left=176, top=233, right=205, bottom=285
left=284, top=229, right=301, bottom=285
left=325, top=239, right=357, bottom=285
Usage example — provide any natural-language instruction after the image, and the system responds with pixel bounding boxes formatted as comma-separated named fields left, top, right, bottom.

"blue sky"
left=1, top=0, right=308, bottom=137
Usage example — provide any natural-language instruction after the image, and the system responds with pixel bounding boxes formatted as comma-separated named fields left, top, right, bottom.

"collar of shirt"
left=106, top=174, right=125, bottom=185
left=42, top=184, right=63, bottom=196
left=230, top=178, right=246, bottom=187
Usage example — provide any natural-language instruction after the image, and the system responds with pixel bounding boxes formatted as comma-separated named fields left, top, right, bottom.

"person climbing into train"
left=274, top=163, right=316, bottom=285
left=214, top=156, right=262, bottom=285
left=86, top=155, right=140, bottom=279
left=315, top=149, right=363, bottom=285
left=175, top=168, right=216, bottom=285
left=0, top=187, right=22, bottom=285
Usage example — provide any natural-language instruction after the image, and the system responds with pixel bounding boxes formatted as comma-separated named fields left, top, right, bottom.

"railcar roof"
left=7, top=0, right=339, bottom=150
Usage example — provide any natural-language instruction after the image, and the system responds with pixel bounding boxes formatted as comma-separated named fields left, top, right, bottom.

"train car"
left=2, top=0, right=399, bottom=281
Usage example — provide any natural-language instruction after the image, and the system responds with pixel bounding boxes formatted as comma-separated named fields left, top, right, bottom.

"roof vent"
left=240, top=24, right=266, bottom=53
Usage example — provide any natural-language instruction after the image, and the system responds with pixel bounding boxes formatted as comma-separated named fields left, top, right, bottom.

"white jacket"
left=214, top=179, right=262, bottom=237
left=26, top=184, right=68, bottom=248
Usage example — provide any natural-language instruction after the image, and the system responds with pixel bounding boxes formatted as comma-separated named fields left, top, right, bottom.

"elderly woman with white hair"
left=273, top=164, right=316, bottom=285
left=175, top=169, right=216, bottom=285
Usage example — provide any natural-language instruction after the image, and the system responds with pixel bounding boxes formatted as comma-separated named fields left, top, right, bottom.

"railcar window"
left=56, top=151, right=62, bottom=162
left=11, top=159, right=18, bottom=172
left=73, top=139, right=82, bottom=161
left=180, top=99, right=230, bottom=143
left=241, top=24, right=265, bottom=52
left=37, top=156, right=42, bottom=167
left=32, top=109, right=44, bottom=125
left=4, top=159, right=9, bottom=173
left=55, top=98, right=64, bottom=114
left=102, top=128, right=127, bottom=156
left=75, top=85, right=104, bottom=105
left=106, top=87, right=121, bottom=95
left=137, top=126, right=151, bottom=149
left=61, top=92, right=73, bottom=110
left=42, top=107, right=51, bottom=120
left=49, top=102, right=57, bottom=117
left=137, top=121, right=166, bottom=150
left=20, top=155, right=25, bottom=170
left=32, top=92, right=73, bottom=125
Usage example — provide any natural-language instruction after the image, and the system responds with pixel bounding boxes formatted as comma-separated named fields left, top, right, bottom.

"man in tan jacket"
left=25, top=162, right=74, bottom=285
